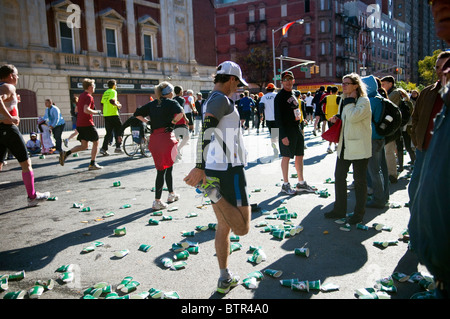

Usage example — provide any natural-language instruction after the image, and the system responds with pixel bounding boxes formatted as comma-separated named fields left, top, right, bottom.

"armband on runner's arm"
left=195, top=115, right=219, bottom=170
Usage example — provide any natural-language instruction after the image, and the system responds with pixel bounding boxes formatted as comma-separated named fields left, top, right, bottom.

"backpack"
left=372, top=96, right=402, bottom=137
left=398, top=99, right=412, bottom=127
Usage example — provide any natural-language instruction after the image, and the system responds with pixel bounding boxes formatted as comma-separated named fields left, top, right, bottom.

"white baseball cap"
left=216, top=61, right=248, bottom=87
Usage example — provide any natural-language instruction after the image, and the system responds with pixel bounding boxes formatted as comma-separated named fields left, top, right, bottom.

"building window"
left=230, top=30, right=236, bottom=46
left=259, top=7, right=265, bottom=21
left=143, top=34, right=153, bottom=60
left=106, top=28, right=117, bottom=57
left=320, top=20, right=325, bottom=33
left=249, top=6, right=255, bottom=22
left=305, top=44, right=311, bottom=57
left=305, top=0, right=310, bottom=13
left=59, top=21, right=74, bottom=54
left=229, top=10, right=235, bottom=25
left=281, top=4, right=287, bottom=17
left=305, top=22, right=310, bottom=35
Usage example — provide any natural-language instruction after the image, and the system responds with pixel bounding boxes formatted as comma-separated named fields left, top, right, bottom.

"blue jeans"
left=408, top=148, right=426, bottom=208
left=367, top=139, right=389, bottom=204
left=52, top=123, right=65, bottom=153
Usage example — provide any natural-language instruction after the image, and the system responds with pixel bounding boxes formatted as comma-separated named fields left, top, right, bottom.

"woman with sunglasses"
left=324, top=73, right=372, bottom=225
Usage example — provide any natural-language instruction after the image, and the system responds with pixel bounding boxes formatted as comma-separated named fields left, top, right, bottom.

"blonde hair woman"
left=324, top=73, right=372, bottom=224
left=135, top=82, right=185, bottom=210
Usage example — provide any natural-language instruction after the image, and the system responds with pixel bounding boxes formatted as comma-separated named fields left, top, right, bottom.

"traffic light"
left=310, top=65, right=319, bottom=74
left=394, top=67, right=399, bottom=74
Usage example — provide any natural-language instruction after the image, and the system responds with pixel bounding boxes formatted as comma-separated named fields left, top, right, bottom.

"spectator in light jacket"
left=43, top=99, right=65, bottom=153
left=324, top=73, right=372, bottom=225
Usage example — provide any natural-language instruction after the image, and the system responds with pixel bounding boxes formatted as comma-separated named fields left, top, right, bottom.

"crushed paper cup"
left=247, top=271, right=264, bottom=280
left=321, top=282, right=340, bottom=292
left=55, top=265, right=74, bottom=273
left=160, top=257, right=173, bottom=268
left=3, top=290, right=26, bottom=299
left=121, top=280, right=140, bottom=294
left=114, top=249, right=129, bottom=258
left=170, top=261, right=187, bottom=271
left=243, top=277, right=258, bottom=289
left=117, top=276, right=133, bottom=290
left=392, top=272, right=410, bottom=282
left=163, top=291, right=180, bottom=299
left=148, top=288, right=163, bottom=299
left=58, top=272, right=74, bottom=283
left=28, top=285, right=45, bottom=299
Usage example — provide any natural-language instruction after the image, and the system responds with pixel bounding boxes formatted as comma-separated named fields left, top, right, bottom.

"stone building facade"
left=0, top=0, right=216, bottom=122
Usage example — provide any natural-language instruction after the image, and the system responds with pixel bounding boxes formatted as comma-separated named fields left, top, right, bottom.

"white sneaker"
left=88, top=163, right=103, bottom=171
left=167, top=193, right=180, bottom=203
left=28, top=191, right=51, bottom=207
left=281, top=183, right=296, bottom=195
left=152, top=200, right=168, bottom=210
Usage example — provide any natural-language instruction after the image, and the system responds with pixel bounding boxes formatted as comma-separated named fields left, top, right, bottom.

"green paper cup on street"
left=171, top=261, right=187, bottom=270
left=250, top=248, right=266, bottom=264
left=264, top=269, right=283, bottom=278
left=40, top=279, right=55, bottom=291
left=113, top=181, right=121, bottom=187
left=187, top=212, right=198, bottom=218
left=139, top=244, right=153, bottom=252
left=182, top=231, right=195, bottom=237
left=230, top=242, right=242, bottom=253
left=308, top=280, right=321, bottom=290
left=79, top=207, right=91, bottom=212
left=162, top=215, right=173, bottom=221
left=59, top=272, right=74, bottom=283
left=121, top=280, right=140, bottom=294
left=230, top=234, right=240, bottom=242
left=187, top=246, right=199, bottom=254
left=3, top=290, right=26, bottom=299
left=280, top=278, right=298, bottom=287
left=208, top=223, right=217, bottom=230
left=340, top=223, right=351, bottom=231
left=0, top=276, right=8, bottom=292
left=164, top=291, right=180, bottom=299
left=120, top=204, right=132, bottom=209
left=148, top=288, right=163, bottom=299
left=114, top=227, right=126, bottom=236
left=103, top=212, right=115, bottom=218
left=152, top=211, right=163, bottom=216
left=277, top=207, right=288, bottom=214
left=392, top=272, right=410, bottom=282
left=373, top=241, right=389, bottom=248
left=105, top=292, right=119, bottom=299
left=356, top=223, right=369, bottom=230
left=172, top=243, right=185, bottom=252
left=372, top=223, right=384, bottom=231
left=114, top=249, right=129, bottom=258
left=247, top=270, right=264, bottom=280
left=160, top=257, right=173, bottom=268
left=55, top=264, right=74, bottom=273
left=243, top=276, right=258, bottom=289
left=195, top=225, right=208, bottom=231
left=294, top=247, right=310, bottom=257
left=28, top=285, right=45, bottom=299
left=72, top=203, right=83, bottom=208
left=272, top=229, right=285, bottom=239
left=291, top=281, right=309, bottom=292
left=84, top=287, right=103, bottom=298
left=8, top=270, right=25, bottom=281
left=117, top=276, right=133, bottom=290
left=148, top=219, right=159, bottom=225
left=174, top=250, right=189, bottom=260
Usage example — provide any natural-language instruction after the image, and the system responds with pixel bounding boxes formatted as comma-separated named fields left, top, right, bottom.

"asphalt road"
left=0, top=124, right=430, bottom=304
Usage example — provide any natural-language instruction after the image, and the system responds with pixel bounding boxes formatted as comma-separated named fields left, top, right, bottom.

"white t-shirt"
left=183, top=95, right=195, bottom=114
left=304, top=95, right=314, bottom=107
left=259, top=92, right=277, bottom=121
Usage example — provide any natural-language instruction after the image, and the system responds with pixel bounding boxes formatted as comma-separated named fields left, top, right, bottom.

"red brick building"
left=214, top=0, right=347, bottom=93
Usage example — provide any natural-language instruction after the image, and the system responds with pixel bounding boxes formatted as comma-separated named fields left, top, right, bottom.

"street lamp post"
left=272, top=19, right=304, bottom=87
